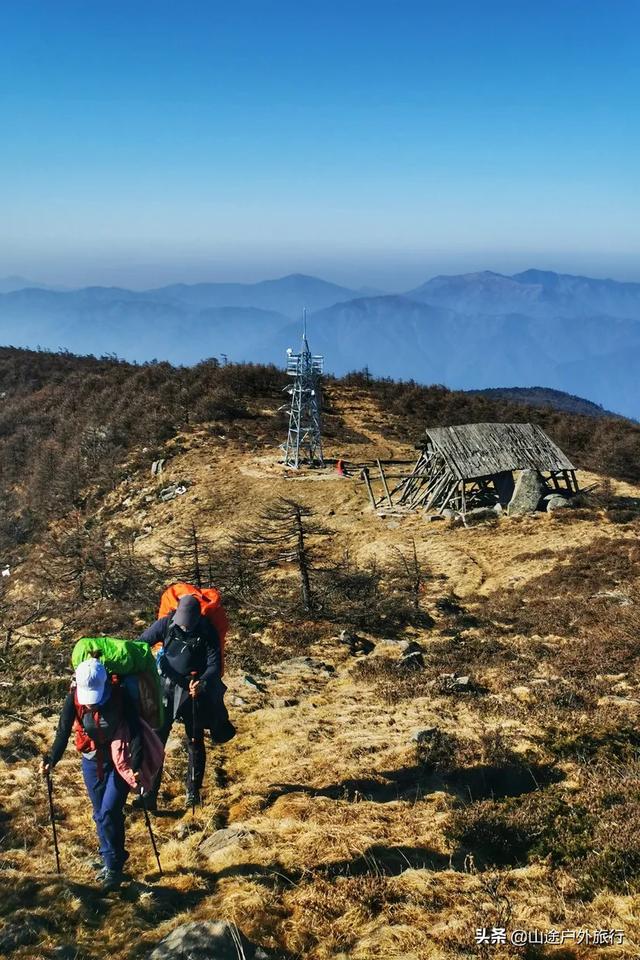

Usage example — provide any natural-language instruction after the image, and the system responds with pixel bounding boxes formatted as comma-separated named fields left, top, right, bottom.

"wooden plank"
left=410, top=465, right=449, bottom=508
left=423, top=469, right=456, bottom=512
left=438, top=479, right=461, bottom=514
left=402, top=454, right=446, bottom=505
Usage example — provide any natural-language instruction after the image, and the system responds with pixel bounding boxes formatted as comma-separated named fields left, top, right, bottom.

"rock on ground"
left=437, top=673, right=473, bottom=693
left=148, top=921, right=269, bottom=960
left=199, top=825, right=253, bottom=858
left=411, top=727, right=438, bottom=744
left=508, top=470, right=544, bottom=515
left=546, top=494, right=571, bottom=511
left=399, top=641, right=425, bottom=670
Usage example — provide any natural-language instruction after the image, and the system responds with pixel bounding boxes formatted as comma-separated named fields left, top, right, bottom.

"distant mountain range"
left=468, top=386, right=617, bottom=419
left=0, top=268, right=638, bottom=418
left=0, top=275, right=49, bottom=294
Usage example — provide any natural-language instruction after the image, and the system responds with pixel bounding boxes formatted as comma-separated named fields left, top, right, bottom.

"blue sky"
left=1, top=0, right=639, bottom=289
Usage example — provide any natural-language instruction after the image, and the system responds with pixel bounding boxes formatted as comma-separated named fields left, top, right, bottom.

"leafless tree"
left=163, top=522, right=213, bottom=588
left=391, top=540, right=429, bottom=612
left=236, top=498, right=325, bottom=613
left=0, top=585, right=52, bottom=654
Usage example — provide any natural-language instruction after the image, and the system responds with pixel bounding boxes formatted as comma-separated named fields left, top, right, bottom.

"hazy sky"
left=1, top=0, right=639, bottom=289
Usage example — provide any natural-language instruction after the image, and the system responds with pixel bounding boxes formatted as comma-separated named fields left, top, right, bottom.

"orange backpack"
left=158, top=582, right=230, bottom=676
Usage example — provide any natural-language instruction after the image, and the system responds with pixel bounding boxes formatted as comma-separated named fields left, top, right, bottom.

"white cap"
left=75, top=657, right=108, bottom=706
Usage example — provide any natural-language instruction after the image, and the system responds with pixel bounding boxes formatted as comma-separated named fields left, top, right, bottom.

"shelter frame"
left=390, top=422, right=578, bottom=517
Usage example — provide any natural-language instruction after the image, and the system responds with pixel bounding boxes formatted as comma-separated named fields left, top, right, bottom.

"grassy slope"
left=2, top=385, right=640, bottom=959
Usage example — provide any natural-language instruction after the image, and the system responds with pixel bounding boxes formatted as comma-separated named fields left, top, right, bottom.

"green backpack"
left=71, top=637, right=164, bottom=729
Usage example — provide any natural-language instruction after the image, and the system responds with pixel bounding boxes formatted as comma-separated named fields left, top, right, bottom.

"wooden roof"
left=425, top=423, right=575, bottom=480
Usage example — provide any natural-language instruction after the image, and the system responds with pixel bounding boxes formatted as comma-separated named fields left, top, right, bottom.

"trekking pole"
left=190, top=671, right=198, bottom=816
left=138, top=787, right=163, bottom=875
left=45, top=768, right=61, bottom=875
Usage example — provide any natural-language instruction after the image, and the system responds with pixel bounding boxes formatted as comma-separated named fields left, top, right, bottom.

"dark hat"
left=174, top=594, right=201, bottom=631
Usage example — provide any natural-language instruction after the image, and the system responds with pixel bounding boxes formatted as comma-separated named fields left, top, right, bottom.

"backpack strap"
left=163, top=613, right=179, bottom=655
left=164, top=614, right=206, bottom=654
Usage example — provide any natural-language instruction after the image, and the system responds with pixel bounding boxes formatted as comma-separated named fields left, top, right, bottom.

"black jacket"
left=139, top=614, right=220, bottom=688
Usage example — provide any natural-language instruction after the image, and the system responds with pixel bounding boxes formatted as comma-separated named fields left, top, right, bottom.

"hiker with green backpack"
left=40, top=638, right=165, bottom=890
left=40, top=657, right=143, bottom=891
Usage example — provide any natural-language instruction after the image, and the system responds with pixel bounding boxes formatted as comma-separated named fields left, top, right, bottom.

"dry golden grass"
left=3, top=391, right=640, bottom=958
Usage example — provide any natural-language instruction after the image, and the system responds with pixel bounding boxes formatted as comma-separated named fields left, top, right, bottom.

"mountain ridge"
left=1, top=268, right=639, bottom=416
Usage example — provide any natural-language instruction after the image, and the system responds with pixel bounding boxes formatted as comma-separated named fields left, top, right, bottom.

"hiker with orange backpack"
left=39, top=657, right=144, bottom=891
left=138, top=592, right=235, bottom=810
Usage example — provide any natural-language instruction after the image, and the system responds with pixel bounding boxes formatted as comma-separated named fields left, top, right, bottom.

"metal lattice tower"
left=280, top=310, right=324, bottom=469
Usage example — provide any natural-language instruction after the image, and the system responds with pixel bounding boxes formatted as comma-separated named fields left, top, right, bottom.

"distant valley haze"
left=0, top=266, right=638, bottom=420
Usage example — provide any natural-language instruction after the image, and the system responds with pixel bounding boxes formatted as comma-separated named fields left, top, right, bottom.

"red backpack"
left=158, top=582, right=229, bottom=675
left=72, top=680, right=124, bottom=777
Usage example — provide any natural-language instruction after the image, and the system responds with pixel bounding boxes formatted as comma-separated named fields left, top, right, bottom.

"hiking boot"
left=186, top=789, right=201, bottom=809
left=131, top=792, right=157, bottom=812
left=100, top=869, right=123, bottom=892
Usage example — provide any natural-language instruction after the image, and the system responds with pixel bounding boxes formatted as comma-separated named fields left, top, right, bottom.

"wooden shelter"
left=392, top=422, right=578, bottom=516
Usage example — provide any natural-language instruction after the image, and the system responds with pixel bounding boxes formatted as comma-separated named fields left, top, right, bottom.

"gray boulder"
left=411, top=726, right=438, bottom=744
left=159, top=483, right=188, bottom=502
left=399, top=641, right=425, bottom=671
left=546, top=494, right=571, bottom=512
left=148, top=921, right=269, bottom=960
left=199, top=825, right=253, bottom=859
left=508, top=470, right=544, bottom=516
left=438, top=672, right=474, bottom=693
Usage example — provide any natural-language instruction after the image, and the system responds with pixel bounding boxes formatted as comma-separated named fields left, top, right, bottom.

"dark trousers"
left=81, top=755, right=130, bottom=871
left=150, top=678, right=234, bottom=800
left=152, top=699, right=206, bottom=798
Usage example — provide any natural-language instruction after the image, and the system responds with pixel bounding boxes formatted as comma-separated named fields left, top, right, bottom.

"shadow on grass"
left=324, top=843, right=454, bottom=875
left=148, top=808, right=185, bottom=821
left=266, top=762, right=562, bottom=806
left=214, top=843, right=458, bottom=883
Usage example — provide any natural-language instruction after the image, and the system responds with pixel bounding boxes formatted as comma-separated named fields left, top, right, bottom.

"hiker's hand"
left=189, top=679, right=202, bottom=698
left=132, top=770, right=141, bottom=788
left=39, top=759, right=50, bottom=777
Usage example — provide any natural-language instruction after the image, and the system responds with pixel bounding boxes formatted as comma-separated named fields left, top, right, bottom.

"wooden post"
left=570, top=469, right=579, bottom=493
left=361, top=468, right=377, bottom=510
left=377, top=459, right=393, bottom=506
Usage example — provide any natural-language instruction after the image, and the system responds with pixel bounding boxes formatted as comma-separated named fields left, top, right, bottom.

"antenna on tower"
left=280, top=308, right=324, bottom=469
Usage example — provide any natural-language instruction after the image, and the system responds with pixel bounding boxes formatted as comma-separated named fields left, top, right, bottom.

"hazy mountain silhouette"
left=1, top=268, right=639, bottom=416
left=0, top=275, right=51, bottom=294
left=142, top=273, right=360, bottom=318
left=410, top=268, right=640, bottom=319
